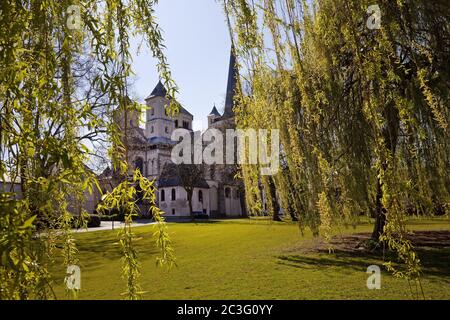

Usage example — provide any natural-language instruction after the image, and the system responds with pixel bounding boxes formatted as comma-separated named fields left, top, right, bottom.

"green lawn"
left=50, top=217, right=450, bottom=300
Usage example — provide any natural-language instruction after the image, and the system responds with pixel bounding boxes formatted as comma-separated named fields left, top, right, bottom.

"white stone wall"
left=158, top=186, right=210, bottom=216
left=145, top=96, right=193, bottom=139
left=128, top=148, right=173, bottom=178
left=207, top=181, right=219, bottom=212
left=223, top=185, right=242, bottom=217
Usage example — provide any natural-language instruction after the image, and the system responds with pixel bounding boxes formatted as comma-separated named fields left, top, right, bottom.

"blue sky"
left=130, top=0, right=231, bottom=131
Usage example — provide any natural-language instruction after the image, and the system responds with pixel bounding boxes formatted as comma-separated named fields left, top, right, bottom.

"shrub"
left=72, top=214, right=102, bottom=228
left=193, top=212, right=209, bottom=220
left=95, top=207, right=125, bottom=221
left=87, top=214, right=101, bottom=228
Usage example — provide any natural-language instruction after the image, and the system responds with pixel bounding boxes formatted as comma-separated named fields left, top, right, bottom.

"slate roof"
left=212, top=47, right=240, bottom=123
left=222, top=46, right=239, bottom=119
left=148, top=80, right=167, bottom=97
left=158, top=176, right=210, bottom=189
left=209, top=105, right=221, bottom=117
left=145, top=81, right=193, bottom=117
left=147, top=136, right=177, bottom=145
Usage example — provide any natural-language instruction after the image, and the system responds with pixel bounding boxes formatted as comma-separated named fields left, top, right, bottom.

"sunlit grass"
left=50, top=217, right=450, bottom=300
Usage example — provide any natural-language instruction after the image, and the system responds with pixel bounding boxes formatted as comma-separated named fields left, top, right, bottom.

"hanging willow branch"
left=0, top=0, right=177, bottom=299
left=222, top=0, right=450, bottom=299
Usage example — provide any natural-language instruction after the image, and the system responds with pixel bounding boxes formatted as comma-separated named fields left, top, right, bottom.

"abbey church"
left=100, top=48, right=246, bottom=218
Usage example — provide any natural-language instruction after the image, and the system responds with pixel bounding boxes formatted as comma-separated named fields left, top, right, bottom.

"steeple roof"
left=145, top=81, right=193, bottom=117
left=222, top=46, right=239, bottom=118
left=146, top=80, right=167, bottom=99
left=209, top=105, right=221, bottom=117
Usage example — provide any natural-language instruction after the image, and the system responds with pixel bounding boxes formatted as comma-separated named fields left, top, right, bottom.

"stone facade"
left=204, top=47, right=245, bottom=217
left=99, top=48, right=246, bottom=218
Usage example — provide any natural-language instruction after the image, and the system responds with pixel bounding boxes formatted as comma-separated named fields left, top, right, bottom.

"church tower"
left=223, top=45, right=239, bottom=119
left=145, top=80, right=193, bottom=139
left=208, top=104, right=221, bottom=126
left=208, top=46, right=239, bottom=127
left=205, top=46, right=245, bottom=218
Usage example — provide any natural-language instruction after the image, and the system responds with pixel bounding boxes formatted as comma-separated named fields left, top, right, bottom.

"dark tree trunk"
left=287, top=203, right=298, bottom=221
left=371, top=176, right=386, bottom=241
left=286, top=190, right=298, bottom=221
left=238, top=185, right=248, bottom=217
left=370, top=101, right=399, bottom=241
left=269, top=177, right=282, bottom=221
left=187, top=191, right=194, bottom=218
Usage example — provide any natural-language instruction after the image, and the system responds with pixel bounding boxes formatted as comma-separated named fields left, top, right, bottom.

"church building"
left=102, top=48, right=245, bottom=218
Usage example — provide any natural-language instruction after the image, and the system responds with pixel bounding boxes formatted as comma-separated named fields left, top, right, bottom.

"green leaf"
left=20, top=215, right=37, bottom=229
left=27, top=146, right=35, bottom=157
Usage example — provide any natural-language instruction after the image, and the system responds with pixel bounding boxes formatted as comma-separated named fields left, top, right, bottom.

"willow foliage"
left=223, top=0, right=449, bottom=296
left=1, top=0, right=176, bottom=299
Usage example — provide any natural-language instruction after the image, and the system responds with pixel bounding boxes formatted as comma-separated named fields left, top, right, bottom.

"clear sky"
left=130, top=0, right=232, bottom=131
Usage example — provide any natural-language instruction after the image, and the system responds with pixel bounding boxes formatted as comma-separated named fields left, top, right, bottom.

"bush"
left=95, top=208, right=125, bottom=222
left=71, top=214, right=101, bottom=228
left=193, top=212, right=209, bottom=220
left=87, top=214, right=101, bottom=228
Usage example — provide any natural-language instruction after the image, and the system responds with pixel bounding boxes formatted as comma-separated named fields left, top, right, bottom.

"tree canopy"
left=0, top=0, right=176, bottom=299
left=222, top=0, right=449, bottom=292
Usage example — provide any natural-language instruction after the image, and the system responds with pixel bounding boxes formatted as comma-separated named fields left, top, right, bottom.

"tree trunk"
left=371, top=176, right=386, bottom=241
left=287, top=203, right=298, bottom=221
left=269, top=177, right=282, bottom=221
left=286, top=190, right=298, bottom=221
left=238, top=185, right=248, bottom=217
left=187, top=191, right=194, bottom=218
left=371, top=101, right=398, bottom=241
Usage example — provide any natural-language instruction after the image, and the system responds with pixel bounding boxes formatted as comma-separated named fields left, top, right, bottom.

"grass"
left=49, top=217, right=450, bottom=300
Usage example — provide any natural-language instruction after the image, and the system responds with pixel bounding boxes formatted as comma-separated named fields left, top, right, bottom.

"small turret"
left=207, top=104, right=221, bottom=127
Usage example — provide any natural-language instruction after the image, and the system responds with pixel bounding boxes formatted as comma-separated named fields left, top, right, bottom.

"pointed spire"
left=146, top=80, right=167, bottom=99
left=223, top=46, right=239, bottom=117
left=209, top=104, right=221, bottom=117
left=145, top=80, right=193, bottom=117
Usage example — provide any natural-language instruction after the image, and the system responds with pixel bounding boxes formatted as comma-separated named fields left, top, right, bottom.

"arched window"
left=171, top=188, right=176, bottom=201
left=225, top=187, right=231, bottom=198
left=160, top=189, right=165, bottom=202
left=165, top=126, right=169, bottom=133
left=151, top=126, right=154, bottom=133
left=198, top=190, right=203, bottom=203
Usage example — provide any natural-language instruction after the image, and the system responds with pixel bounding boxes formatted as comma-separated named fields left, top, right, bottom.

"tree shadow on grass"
left=277, top=230, right=450, bottom=280
left=163, top=217, right=222, bottom=224
left=278, top=249, right=450, bottom=279
left=415, top=247, right=450, bottom=279
left=277, top=253, right=377, bottom=272
left=53, top=236, right=161, bottom=267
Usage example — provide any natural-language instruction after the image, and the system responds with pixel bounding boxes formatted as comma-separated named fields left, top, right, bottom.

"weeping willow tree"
left=222, top=0, right=449, bottom=294
left=0, top=0, right=176, bottom=299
